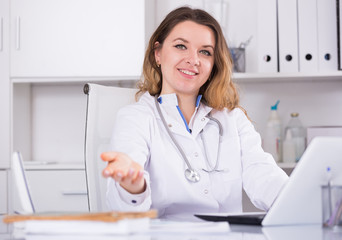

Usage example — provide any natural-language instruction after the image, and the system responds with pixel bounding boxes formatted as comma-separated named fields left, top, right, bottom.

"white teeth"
left=179, top=69, right=196, bottom=76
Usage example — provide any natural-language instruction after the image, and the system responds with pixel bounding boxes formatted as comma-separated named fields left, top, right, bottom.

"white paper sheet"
left=149, top=219, right=230, bottom=234
left=14, top=218, right=149, bottom=236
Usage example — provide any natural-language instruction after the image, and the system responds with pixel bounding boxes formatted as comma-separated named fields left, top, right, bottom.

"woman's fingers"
left=133, top=170, right=145, bottom=185
left=102, top=160, right=127, bottom=178
left=101, top=152, right=131, bottom=177
left=100, top=151, right=145, bottom=194
left=101, top=152, right=119, bottom=162
left=120, top=169, right=146, bottom=194
left=101, top=152, right=141, bottom=180
left=112, top=170, right=123, bottom=182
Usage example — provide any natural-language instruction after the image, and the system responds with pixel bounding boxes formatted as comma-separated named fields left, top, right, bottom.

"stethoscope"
left=154, top=96, right=224, bottom=183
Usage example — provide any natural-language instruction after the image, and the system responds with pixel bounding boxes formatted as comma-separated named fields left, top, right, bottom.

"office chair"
left=84, top=83, right=137, bottom=212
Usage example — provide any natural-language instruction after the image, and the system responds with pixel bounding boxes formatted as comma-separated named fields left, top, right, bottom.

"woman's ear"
left=154, top=41, right=161, bottom=65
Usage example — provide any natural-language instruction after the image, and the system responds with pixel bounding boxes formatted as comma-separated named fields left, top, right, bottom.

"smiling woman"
left=101, top=6, right=288, bottom=221
left=139, top=7, right=237, bottom=112
left=155, top=21, right=214, bottom=97
left=154, top=21, right=215, bottom=122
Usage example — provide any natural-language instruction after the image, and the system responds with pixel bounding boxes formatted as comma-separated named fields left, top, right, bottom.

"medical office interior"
left=1, top=0, right=342, bottom=235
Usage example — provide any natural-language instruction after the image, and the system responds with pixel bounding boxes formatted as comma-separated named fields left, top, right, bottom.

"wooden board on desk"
left=3, top=210, right=157, bottom=223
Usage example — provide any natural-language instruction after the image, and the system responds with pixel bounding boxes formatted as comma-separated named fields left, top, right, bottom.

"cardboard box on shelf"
left=307, top=126, right=342, bottom=145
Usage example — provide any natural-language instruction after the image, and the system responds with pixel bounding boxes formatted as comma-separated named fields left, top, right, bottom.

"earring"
left=156, top=63, right=160, bottom=68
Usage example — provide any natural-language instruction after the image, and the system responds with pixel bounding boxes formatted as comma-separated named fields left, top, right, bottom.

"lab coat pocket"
left=216, top=136, right=242, bottom=181
left=211, top=168, right=242, bottom=205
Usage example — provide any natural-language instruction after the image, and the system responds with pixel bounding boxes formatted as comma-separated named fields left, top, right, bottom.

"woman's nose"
left=186, top=51, right=200, bottom=66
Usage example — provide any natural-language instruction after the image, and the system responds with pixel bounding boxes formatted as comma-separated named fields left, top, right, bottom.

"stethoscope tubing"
left=154, top=95, right=224, bottom=182
left=154, top=96, right=195, bottom=173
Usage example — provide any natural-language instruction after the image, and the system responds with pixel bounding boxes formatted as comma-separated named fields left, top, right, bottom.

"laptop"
left=12, top=151, right=36, bottom=214
left=10, top=152, right=156, bottom=223
left=11, top=151, right=85, bottom=215
left=195, top=137, right=342, bottom=226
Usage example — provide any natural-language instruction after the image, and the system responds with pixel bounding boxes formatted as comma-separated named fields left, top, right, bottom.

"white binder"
left=278, top=0, right=299, bottom=72
left=339, top=0, right=342, bottom=70
left=317, top=0, right=338, bottom=71
left=297, top=0, right=318, bottom=72
left=257, top=0, right=278, bottom=72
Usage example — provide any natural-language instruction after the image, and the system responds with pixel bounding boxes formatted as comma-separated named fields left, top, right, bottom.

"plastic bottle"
left=263, top=100, right=282, bottom=162
left=284, top=112, right=306, bottom=162
left=282, top=129, right=296, bottom=163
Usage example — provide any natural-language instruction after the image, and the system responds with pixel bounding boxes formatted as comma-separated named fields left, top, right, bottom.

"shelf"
left=233, top=71, right=342, bottom=83
left=10, top=72, right=342, bottom=84
left=11, top=76, right=140, bottom=84
left=24, top=161, right=85, bottom=170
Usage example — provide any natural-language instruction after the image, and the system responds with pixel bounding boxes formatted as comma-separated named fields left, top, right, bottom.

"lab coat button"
left=194, top=152, right=199, bottom=157
left=168, top=124, right=172, bottom=128
left=204, top=189, right=209, bottom=194
left=201, top=118, right=205, bottom=121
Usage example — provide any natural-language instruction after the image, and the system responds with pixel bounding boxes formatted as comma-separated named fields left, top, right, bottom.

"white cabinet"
left=0, top=0, right=10, bottom=169
left=0, top=171, right=7, bottom=214
left=13, top=83, right=89, bottom=163
left=10, top=0, right=153, bottom=78
left=235, top=73, right=342, bottom=137
left=25, top=166, right=88, bottom=212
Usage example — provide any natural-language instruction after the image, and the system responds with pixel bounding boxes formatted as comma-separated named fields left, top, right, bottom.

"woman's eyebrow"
left=202, top=45, right=215, bottom=50
left=172, top=37, right=189, bottom=43
left=173, top=38, right=214, bottom=50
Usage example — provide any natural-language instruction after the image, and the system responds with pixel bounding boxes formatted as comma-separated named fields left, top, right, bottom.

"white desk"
left=0, top=216, right=341, bottom=240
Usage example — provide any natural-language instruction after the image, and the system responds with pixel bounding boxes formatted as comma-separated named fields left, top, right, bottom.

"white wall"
left=14, top=0, right=342, bottom=163
left=155, top=0, right=342, bottom=141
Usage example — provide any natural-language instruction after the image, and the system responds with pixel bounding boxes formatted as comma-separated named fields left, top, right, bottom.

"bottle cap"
left=291, top=112, right=299, bottom=117
left=271, top=100, right=280, bottom=110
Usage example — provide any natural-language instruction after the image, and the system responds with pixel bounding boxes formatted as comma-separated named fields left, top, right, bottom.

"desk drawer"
left=26, top=170, right=88, bottom=212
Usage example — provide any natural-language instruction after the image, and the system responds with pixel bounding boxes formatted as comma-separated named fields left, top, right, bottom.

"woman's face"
left=155, top=20, right=215, bottom=97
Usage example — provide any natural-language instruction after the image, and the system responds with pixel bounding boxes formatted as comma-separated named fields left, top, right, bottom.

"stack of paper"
left=13, top=218, right=150, bottom=238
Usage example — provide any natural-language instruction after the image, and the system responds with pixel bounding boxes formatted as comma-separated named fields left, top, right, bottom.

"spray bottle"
left=263, top=100, right=282, bottom=162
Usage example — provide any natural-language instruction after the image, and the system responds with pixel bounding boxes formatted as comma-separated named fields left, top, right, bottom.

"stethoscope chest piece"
left=185, top=169, right=200, bottom=183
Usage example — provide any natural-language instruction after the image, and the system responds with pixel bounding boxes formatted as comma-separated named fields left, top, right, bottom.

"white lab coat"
left=107, top=92, right=288, bottom=220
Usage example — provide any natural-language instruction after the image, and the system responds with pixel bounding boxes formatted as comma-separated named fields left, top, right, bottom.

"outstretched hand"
left=101, top=152, right=146, bottom=194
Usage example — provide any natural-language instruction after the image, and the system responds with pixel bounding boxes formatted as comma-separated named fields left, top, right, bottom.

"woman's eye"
left=200, top=50, right=212, bottom=56
left=175, top=44, right=186, bottom=50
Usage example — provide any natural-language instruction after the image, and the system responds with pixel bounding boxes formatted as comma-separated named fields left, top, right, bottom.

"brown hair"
left=136, top=6, right=242, bottom=112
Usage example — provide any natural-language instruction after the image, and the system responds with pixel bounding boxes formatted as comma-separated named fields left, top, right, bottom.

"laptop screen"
left=12, top=151, right=36, bottom=214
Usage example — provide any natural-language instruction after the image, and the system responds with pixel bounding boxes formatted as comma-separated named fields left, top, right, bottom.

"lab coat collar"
left=141, top=92, right=213, bottom=138
left=157, top=93, right=202, bottom=108
left=158, top=94, right=205, bottom=135
left=190, top=103, right=213, bottom=138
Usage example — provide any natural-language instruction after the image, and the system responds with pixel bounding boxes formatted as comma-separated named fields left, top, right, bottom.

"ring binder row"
left=257, top=0, right=339, bottom=73
left=338, top=0, right=342, bottom=70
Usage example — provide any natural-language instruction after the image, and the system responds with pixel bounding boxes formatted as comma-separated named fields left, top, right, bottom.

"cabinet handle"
left=62, top=191, right=87, bottom=196
left=0, top=17, right=3, bottom=51
left=16, top=16, right=20, bottom=50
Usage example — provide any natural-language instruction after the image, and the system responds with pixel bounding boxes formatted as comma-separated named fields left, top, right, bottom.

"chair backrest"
left=84, top=83, right=137, bottom=212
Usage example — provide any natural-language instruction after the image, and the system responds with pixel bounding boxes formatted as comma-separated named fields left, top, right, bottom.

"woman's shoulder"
left=215, top=106, right=248, bottom=120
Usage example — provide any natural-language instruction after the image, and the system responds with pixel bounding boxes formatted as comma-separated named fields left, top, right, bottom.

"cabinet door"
left=0, top=171, right=7, bottom=214
left=0, top=0, right=10, bottom=169
left=25, top=170, right=88, bottom=212
left=10, top=0, right=146, bottom=77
